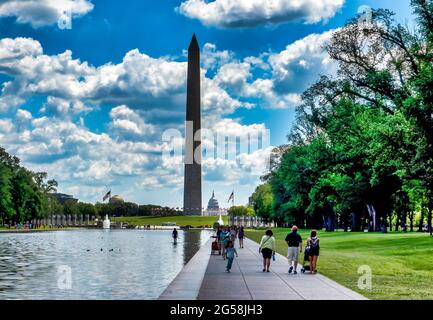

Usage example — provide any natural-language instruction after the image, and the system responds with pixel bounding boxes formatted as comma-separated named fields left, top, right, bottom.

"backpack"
left=309, top=237, right=319, bottom=249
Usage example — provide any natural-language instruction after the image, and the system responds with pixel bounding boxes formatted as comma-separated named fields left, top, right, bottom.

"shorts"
left=261, top=248, right=273, bottom=259
left=287, top=247, right=299, bottom=261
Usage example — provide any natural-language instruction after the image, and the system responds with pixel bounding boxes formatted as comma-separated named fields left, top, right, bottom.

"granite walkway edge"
left=158, top=238, right=213, bottom=300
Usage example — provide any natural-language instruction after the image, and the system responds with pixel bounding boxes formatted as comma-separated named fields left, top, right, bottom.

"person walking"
left=259, top=229, right=276, bottom=272
left=285, top=226, right=302, bottom=274
left=225, top=240, right=238, bottom=273
left=230, top=226, right=237, bottom=245
left=220, top=226, right=230, bottom=260
left=172, top=228, right=178, bottom=244
left=306, top=230, right=320, bottom=274
left=238, top=226, right=245, bottom=248
left=216, top=226, right=222, bottom=242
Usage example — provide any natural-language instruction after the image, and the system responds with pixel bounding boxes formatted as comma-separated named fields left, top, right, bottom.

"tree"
left=227, top=206, right=255, bottom=217
left=252, top=2, right=433, bottom=234
left=76, top=202, right=96, bottom=217
left=251, top=183, right=274, bottom=223
left=0, top=163, right=13, bottom=226
left=10, top=169, right=43, bottom=224
left=63, top=199, right=78, bottom=216
left=33, top=172, right=58, bottom=194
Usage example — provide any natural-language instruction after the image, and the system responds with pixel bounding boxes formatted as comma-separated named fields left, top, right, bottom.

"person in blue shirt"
left=225, top=240, right=238, bottom=273
left=220, top=227, right=231, bottom=260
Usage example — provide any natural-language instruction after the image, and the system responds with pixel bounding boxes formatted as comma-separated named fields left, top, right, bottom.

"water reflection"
left=182, top=230, right=202, bottom=265
left=0, top=229, right=211, bottom=299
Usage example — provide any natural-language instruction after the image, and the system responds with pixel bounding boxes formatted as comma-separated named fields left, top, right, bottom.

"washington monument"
left=183, top=34, right=202, bottom=216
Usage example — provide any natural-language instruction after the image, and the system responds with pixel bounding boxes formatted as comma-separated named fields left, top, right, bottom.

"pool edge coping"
left=158, top=237, right=213, bottom=300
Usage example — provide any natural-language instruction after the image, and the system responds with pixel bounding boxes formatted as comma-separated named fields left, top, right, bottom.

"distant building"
left=52, top=193, right=78, bottom=205
left=203, top=191, right=227, bottom=216
left=109, top=195, right=125, bottom=205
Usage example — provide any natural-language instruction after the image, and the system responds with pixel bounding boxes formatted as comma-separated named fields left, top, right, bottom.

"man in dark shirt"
left=172, top=228, right=178, bottom=244
left=285, top=226, right=302, bottom=274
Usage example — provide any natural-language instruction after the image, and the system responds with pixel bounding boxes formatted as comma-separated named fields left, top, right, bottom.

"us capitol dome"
left=203, top=191, right=227, bottom=216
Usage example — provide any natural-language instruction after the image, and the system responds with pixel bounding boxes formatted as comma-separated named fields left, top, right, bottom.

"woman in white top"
left=259, top=229, right=276, bottom=272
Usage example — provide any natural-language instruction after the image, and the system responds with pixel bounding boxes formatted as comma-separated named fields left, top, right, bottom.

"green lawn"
left=246, top=229, right=433, bottom=300
left=111, top=215, right=227, bottom=227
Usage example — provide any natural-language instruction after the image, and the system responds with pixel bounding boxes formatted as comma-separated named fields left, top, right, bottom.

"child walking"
left=225, top=241, right=238, bottom=273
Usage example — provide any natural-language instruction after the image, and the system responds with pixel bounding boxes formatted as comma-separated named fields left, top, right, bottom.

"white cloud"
left=16, top=108, right=32, bottom=120
left=268, top=29, right=338, bottom=92
left=0, top=38, right=248, bottom=120
left=0, top=0, right=94, bottom=28
left=215, top=62, right=251, bottom=94
left=0, top=95, right=25, bottom=112
left=41, top=96, right=91, bottom=116
left=0, top=30, right=341, bottom=204
left=0, top=118, right=14, bottom=133
left=177, top=0, right=344, bottom=28
left=0, top=34, right=333, bottom=116
left=0, top=37, right=42, bottom=61
left=109, top=105, right=156, bottom=140
left=243, top=78, right=302, bottom=109
left=201, top=42, right=233, bottom=70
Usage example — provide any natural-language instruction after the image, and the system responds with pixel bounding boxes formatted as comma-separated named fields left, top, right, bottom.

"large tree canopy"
left=252, top=0, right=433, bottom=234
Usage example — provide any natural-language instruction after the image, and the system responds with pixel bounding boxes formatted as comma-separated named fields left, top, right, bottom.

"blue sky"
left=0, top=0, right=414, bottom=208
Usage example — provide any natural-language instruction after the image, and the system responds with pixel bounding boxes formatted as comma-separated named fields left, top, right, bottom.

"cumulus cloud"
left=109, top=105, right=156, bottom=140
left=0, top=110, right=270, bottom=203
left=41, top=96, right=91, bottom=117
left=210, top=29, right=337, bottom=109
left=0, top=115, right=157, bottom=184
left=215, top=61, right=251, bottom=94
left=16, top=108, right=32, bottom=120
left=0, top=30, right=340, bottom=203
left=177, top=0, right=344, bottom=28
left=0, top=33, right=334, bottom=116
left=0, top=0, right=94, bottom=28
left=268, top=29, right=338, bottom=92
left=0, top=37, right=249, bottom=120
left=0, top=37, right=42, bottom=62
left=0, top=118, right=14, bottom=133
left=201, top=42, right=233, bottom=70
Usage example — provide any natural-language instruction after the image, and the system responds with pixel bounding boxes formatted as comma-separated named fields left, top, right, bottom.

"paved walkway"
left=198, top=238, right=367, bottom=300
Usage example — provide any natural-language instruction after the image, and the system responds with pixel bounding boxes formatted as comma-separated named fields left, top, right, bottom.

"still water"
left=0, top=229, right=212, bottom=299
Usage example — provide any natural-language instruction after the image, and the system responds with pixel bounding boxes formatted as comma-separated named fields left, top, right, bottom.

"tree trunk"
left=351, top=211, right=361, bottom=231
left=428, top=201, right=432, bottom=237
left=388, top=212, right=393, bottom=233
left=418, top=209, right=425, bottom=232
left=409, top=211, right=414, bottom=232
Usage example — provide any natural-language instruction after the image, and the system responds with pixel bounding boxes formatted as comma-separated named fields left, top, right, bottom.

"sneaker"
left=226, top=269, right=230, bottom=273
left=262, top=269, right=266, bottom=272
left=288, top=266, right=293, bottom=274
left=267, top=270, right=270, bottom=272
left=294, top=270, right=298, bottom=275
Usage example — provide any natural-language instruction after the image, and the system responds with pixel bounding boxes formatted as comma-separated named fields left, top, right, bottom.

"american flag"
left=103, top=190, right=111, bottom=201
left=227, top=191, right=234, bottom=203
